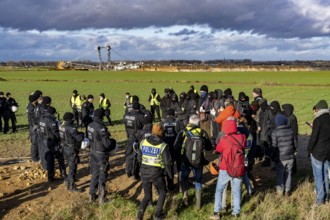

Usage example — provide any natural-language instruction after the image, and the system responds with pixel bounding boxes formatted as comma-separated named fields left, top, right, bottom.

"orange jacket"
left=215, top=105, right=240, bottom=125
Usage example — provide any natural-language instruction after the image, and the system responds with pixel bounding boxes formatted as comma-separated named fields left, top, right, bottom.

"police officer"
left=59, top=112, right=84, bottom=192
left=134, top=111, right=153, bottom=143
left=161, top=109, right=180, bottom=191
left=82, top=94, right=94, bottom=135
left=3, top=92, right=19, bottom=134
left=148, top=88, right=161, bottom=122
left=27, top=92, right=41, bottom=162
left=99, top=93, right=112, bottom=126
left=35, top=96, right=52, bottom=169
left=39, top=106, right=66, bottom=182
left=137, top=124, right=173, bottom=220
left=123, top=102, right=144, bottom=178
left=0, top=92, right=5, bottom=132
left=87, top=108, right=116, bottom=204
left=70, top=90, right=81, bottom=126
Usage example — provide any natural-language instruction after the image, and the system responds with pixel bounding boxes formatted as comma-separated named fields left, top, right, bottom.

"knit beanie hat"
left=34, top=90, right=43, bottom=97
left=94, top=108, right=104, bottom=119
left=275, top=113, right=288, bottom=127
left=132, top=102, right=140, bottom=110
left=270, top=101, right=281, bottom=114
left=29, top=93, right=40, bottom=103
left=238, top=92, right=247, bottom=101
left=63, top=112, right=74, bottom=121
left=224, top=88, right=232, bottom=97
left=87, top=94, right=94, bottom=100
left=152, top=123, right=164, bottom=137
left=253, top=88, right=262, bottom=96
left=200, top=85, right=208, bottom=93
left=313, top=100, right=328, bottom=110
left=47, top=106, right=57, bottom=115
left=73, top=90, right=78, bottom=94
left=43, top=96, right=52, bottom=105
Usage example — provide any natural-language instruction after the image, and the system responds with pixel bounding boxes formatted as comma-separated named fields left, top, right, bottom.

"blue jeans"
left=311, top=155, right=329, bottom=204
left=214, top=170, right=242, bottom=215
left=180, top=163, right=203, bottom=191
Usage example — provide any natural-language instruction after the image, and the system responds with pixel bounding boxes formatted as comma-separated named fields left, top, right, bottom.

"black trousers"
left=43, top=139, right=66, bottom=181
left=150, top=105, right=161, bottom=122
left=125, top=138, right=135, bottom=176
left=139, top=176, right=166, bottom=217
left=89, top=152, right=109, bottom=196
left=29, top=126, right=39, bottom=162
left=104, top=109, right=112, bottom=124
left=63, top=147, right=79, bottom=188
left=3, top=113, right=16, bottom=133
left=0, top=113, right=3, bottom=131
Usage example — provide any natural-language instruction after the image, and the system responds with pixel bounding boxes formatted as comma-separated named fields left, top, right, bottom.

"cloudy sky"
left=1, top=0, right=330, bottom=61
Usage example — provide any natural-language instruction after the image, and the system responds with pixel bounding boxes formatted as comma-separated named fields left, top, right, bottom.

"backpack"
left=184, top=129, right=205, bottom=168
left=224, top=135, right=246, bottom=178
left=163, top=121, right=177, bottom=145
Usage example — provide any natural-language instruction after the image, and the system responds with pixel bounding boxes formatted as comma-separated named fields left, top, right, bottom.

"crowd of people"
left=22, top=85, right=330, bottom=220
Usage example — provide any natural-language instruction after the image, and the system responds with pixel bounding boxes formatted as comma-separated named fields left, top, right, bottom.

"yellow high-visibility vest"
left=71, top=95, right=82, bottom=110
left=150, top=94, right=160, bottom=106
left=140, top=139, right=166, bottom=168
left=99, top=98, right=109, bottom=109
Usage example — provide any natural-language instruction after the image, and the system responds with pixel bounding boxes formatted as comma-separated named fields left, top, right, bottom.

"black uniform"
left=3, top=97, right=18, bottom=134
left=35, top=103, right=48, bottom=169
left=59, top=120, right=84, bottom=190
left=87, top=117, right=115, bottom=203
left=161, top=115, right=180, bottom=190
left=137, top=135, right=173, bottom=220
left=0, top=95, right=5, bottom=132
left=123, top=109, right=144, bottom=177
left=82, top=101, right=94, bottom=134
left=27, top=102, right=39, bottom=161
left=39, top=112, right=66, bottom=181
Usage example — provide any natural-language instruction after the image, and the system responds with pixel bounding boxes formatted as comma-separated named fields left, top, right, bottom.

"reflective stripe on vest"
left=71, top=95, right=82, bottom=110
left=99, top=98, right=108, bottom=108
left=150, top=94, right=160, bottom=106
left=140, top=139, right=166, bottom=168
left=181, top=126, right=201, bottom=155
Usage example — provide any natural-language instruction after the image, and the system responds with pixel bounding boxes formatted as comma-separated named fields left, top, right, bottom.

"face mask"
left=126, top=95, right=129, bottom=99
left=200, top=91, right=207, bottom=98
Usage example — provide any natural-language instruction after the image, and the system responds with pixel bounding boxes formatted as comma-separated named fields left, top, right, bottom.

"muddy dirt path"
left=0, top=136, right=312, bottom=220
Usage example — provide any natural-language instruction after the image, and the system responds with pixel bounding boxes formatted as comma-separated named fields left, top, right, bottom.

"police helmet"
left=81, top=138, right=90, bottom=150
left=11, top=106, right=18, bottom=113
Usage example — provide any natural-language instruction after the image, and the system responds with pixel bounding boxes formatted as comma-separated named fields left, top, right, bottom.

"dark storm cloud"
left=169, top=28, right=199, bottom=36
left=0, top=0, right=328, bottom=38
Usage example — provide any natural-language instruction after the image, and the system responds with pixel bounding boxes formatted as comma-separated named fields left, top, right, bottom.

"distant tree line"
left=1, top=59, right=330, bottom=69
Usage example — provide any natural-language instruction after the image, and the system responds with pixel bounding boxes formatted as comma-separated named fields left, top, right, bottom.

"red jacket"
left=216, top=120, right=246, bottom=170
left=215, top=105, right=240, bottom=126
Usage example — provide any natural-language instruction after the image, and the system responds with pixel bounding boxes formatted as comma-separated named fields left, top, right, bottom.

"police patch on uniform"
left=142, top=146, right=161, bottom=156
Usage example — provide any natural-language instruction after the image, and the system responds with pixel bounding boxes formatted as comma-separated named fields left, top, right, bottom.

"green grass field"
left=0, top=70, right=329, bottom=136
left=0, top=70, right=330, bottom=219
